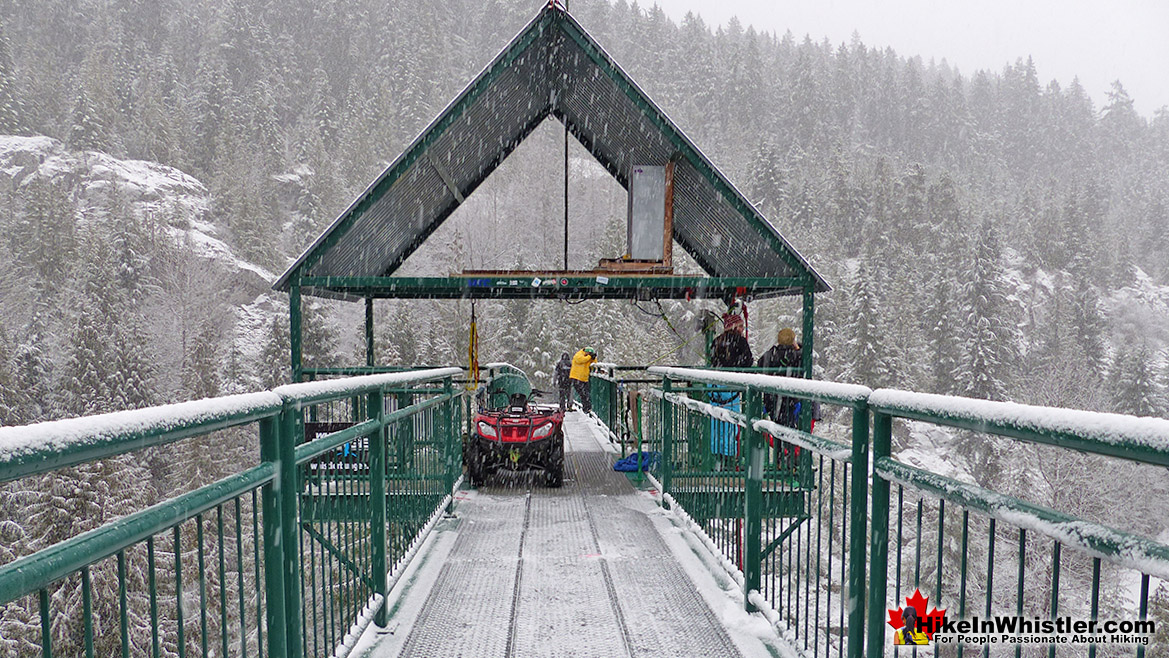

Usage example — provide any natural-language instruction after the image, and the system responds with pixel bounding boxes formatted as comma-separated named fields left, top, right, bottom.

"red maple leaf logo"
left=887, top=589, right=947, bottom=640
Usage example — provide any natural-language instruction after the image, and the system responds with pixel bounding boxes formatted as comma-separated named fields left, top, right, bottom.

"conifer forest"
left=0, top=0, right=1168, bottom=654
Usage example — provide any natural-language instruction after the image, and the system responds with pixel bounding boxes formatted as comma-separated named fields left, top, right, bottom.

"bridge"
left=3, top=3, right=1169, bottom=657
left=2, top=367, right=1168, bottom=658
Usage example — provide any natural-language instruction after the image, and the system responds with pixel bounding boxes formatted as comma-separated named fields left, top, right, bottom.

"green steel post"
left=848, top=404, right=870, bottom=658
left=279, top=406, right=304, bottom=658
left=867, top=411, right=893, bottom=658
left=661, top=377, right=673, bottom=498
left=443, top=378, right=456, bottom=512
left=290, top=281, right=303, bottom=383
left=800, top=285, right=815, bottom=431
left=743, top=388, right=764, bottom=612
left=365, top=298, right=375, bottom=368
left=368, top=389, right=388, bottom=626
left=259, top=416, right=288, bottom=658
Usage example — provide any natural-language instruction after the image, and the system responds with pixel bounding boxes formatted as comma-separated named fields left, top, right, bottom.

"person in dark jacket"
left=709, top=311, right=752, bottom=462
left=757, top=327, right=802, bottom=427
left=711, top=313, right=753, bottom=369
left=553, top=352, right=572, bottom=412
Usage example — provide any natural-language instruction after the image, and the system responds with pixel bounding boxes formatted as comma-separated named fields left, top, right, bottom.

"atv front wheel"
left=467, top=441, right=487, bottom=487
left=544, top=431, right=564, bottom=488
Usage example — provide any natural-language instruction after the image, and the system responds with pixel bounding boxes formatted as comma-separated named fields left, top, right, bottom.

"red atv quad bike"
left=466, top=369, right=565, bottom=488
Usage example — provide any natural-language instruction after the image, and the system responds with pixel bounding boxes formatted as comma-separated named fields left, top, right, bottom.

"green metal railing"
left=646, top=366, right=872, bottom=658
left=0, top=368, right=463, bottom=658
left=607, top=367, right=1169, bottom=658
left=590, top=365, right=619, bottom=440
left=866, top=390, right=1169, bottom=658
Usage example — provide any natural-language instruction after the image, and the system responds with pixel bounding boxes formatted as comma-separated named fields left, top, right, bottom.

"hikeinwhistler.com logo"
left=887, top=589, right=1154, bottom=647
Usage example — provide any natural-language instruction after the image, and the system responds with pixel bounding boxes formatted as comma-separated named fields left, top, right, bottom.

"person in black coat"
left=553, top=352, right=572, bottom=412
left=757, top=327, right=802, bottom=427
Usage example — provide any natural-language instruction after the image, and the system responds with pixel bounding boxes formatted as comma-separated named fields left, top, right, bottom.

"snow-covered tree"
left=1110, top=342, right=1162, bottom=418
left=954, top=219, right=1019, bottom=401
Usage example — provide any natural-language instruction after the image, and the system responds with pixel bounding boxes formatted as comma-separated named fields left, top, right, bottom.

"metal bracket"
left=427, top=155, right=465, bottom=204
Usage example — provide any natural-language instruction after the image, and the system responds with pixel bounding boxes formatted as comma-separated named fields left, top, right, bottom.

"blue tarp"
left=613, top=451, right=660, bottom=472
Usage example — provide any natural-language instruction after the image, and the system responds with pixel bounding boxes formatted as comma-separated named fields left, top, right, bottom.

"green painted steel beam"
left=0, top=463, right=275, bottom=605
left=300, top=523, right=376, bottom=590
left=296, top=275, right=807, bottom=300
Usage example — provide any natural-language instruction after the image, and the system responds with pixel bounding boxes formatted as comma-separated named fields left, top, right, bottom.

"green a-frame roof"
left=273, top=2, right=829, bottom=301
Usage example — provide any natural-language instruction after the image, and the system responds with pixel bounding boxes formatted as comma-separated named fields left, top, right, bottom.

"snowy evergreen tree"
left=0, top=22, right=27, bottom=135
left=1110, top=342, right=1162, bottom=417
left=183, top=321, right=220, bottom=399
left=260, top=316, right=291, bottom=389
left=955, top=219, right=1019, bottom=401
left=924, top=276, right=961, bottom=395
left=0, top=322, right=16, bottom=426
left=10, top=313, right=53, bottom=424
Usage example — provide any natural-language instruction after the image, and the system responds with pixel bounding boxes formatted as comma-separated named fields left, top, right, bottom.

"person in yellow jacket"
left=569, top=347, right=597, bottom=413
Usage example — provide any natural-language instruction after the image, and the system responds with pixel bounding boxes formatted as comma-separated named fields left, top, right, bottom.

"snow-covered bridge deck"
left=351, top=412, right=779, bottom=658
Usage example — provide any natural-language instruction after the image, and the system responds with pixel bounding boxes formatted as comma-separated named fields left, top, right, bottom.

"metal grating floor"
left=382, top=413, right=745, bottom=658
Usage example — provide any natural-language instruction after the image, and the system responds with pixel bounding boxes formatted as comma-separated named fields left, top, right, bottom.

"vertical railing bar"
left=1137, top=574, right=1149, bottom=658
left=1088, top=557, right=1100, bottom=658
left=866, top=411, right=892, bottom=658
left=235, top=498, right=248, bottom=658
left=371, top=388, right=389, bottom=626
left=83, top=566, right=94, bottom=658
left=847, top=402, right=869, bottom=658
left=983, top=519, right=995, bottom=658
left=805, top=491, right=813, bottom=647
left=118, top=550, right=130, bottom=658
left=259, top=415, right=285, bottom=658
left=306, top=471, right=317, bottom=658
left=39, top=587, right=51, bottom=658
left=278, top=404, right=304, bottom=658
left=251, top=488, right=265, bottom=658
left=936, top=497, right=945, bottom=658
left=176, top=525, right=187, bottom=658
left=815, top=453, right=824, bottom=658
left=148, top=535, right=160, bottom=658
left=827, top=459, right=836, bottom=658
left=839, top=461, right=848, bottom=654
left=914, top=498, right=923, bottom=591
left=197, top=513, right=208, bottom=658
left=958, top=510, right=969, bottom=658
left=1016, top=528, right=1026, bottom=658
left=218, top=506, right=229, bottom=658
left=1048, top=541, right=1061, bottom=658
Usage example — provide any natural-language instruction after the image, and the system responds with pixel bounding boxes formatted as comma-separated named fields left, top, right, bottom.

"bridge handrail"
left=648, top=366, right=873, bottom=407
left=0, top=369, right=463, bottom=484
left=0, top=366, right=465, bottom=658
left=869, top=388, right=1169, bottom=466
left=0, top=392, right=284, bottom=483
left=274, top=367, right=463, bottom=405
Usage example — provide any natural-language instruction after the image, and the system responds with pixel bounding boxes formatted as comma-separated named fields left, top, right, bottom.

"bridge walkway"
left=356, top=412, right=776, bottom=658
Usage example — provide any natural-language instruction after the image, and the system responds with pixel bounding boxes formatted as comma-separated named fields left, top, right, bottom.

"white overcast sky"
left=650, top=0, right=1169, bottom=118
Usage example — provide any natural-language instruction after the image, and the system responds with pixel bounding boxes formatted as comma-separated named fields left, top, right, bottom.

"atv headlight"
left=477, top=421, right=497, bottom=438
left=531, top=422, right=555, bottom=439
